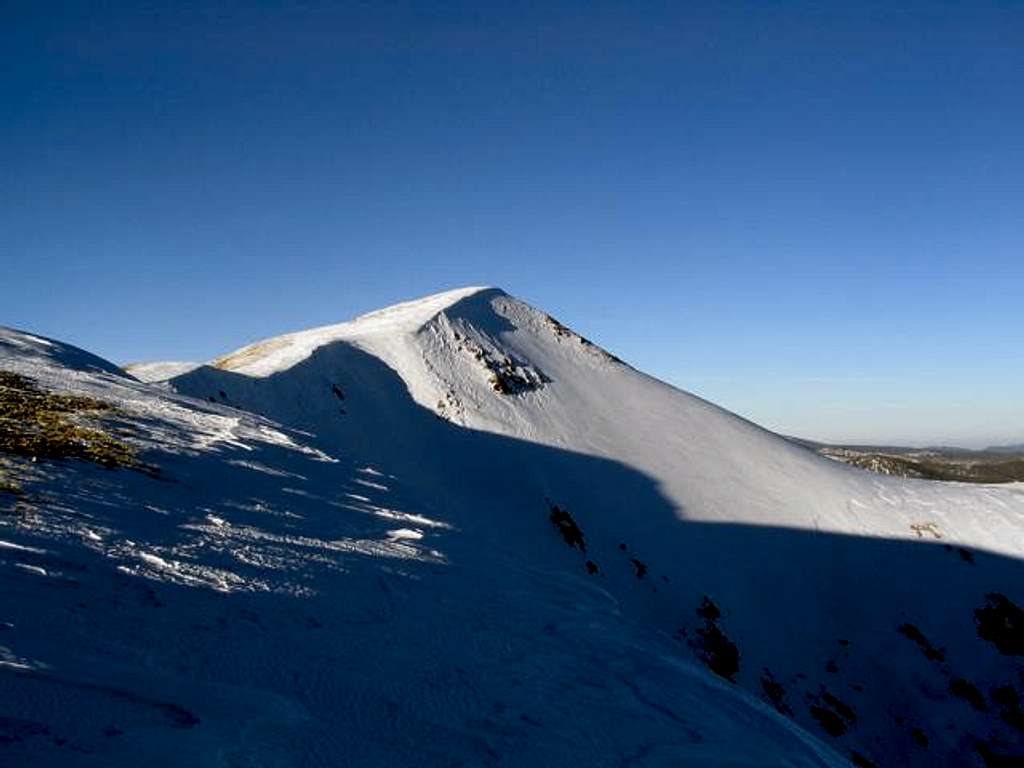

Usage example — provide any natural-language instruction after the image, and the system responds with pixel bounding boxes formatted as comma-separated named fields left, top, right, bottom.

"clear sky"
left=3, top=1, right=1022, bottom=448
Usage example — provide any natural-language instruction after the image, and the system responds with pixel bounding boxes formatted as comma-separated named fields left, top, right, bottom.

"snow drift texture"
left=2, top=287, right=1023, bottom=767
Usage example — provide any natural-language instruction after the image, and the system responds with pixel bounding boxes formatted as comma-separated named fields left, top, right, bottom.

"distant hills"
left=791, top=439, right=1024, bottom=483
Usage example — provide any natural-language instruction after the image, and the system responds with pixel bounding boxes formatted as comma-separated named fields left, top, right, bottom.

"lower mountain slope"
left=1, top=324, right=840, bottom=767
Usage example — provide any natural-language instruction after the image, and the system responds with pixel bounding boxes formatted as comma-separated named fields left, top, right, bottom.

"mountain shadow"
left=166, top=338, right=1024, bottom=767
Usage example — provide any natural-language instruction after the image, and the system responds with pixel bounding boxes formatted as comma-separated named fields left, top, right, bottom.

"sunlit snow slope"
left=3, top=287, right=1023, bottom=767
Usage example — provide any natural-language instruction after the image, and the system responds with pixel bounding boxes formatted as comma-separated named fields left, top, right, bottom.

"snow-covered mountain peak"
left=167, top=288, right=1024, bottom=553
left=181, top=286, right=632, bottom=446
left=209, top=285, right=504, bottom=378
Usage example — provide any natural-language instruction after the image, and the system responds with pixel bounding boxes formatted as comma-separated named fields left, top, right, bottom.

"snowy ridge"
left=2, top=289, right=1024, bottom=766
left=184, top=287, right=1024, bottom=555
left=210, top=286, right=492, bottom=377
left=123, top=361, right=201, bottom=383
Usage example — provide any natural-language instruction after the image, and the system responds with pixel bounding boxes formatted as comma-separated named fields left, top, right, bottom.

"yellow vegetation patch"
left=212, top=337, right=290, bottom=371
left=0, top=370, right=137, bottom=469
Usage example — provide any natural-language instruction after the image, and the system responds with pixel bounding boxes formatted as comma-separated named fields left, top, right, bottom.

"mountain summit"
left=3, top=288, right=1023, bottom=766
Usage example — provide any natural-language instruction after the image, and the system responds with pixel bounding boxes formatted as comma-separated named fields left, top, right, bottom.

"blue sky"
left=3, top=1, right=1022, bottom=447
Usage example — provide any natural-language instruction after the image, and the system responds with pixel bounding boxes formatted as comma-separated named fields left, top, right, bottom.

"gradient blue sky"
left=3, top=1, right=1022, bottom=447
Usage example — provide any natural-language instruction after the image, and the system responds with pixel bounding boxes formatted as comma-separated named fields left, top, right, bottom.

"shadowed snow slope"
left=2, top=288, right=1023, bottom=767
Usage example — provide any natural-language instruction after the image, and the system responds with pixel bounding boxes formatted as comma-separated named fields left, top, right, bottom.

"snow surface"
left=123, top=361, right=201, bottom=382
left=2, top=288, right=1023, bottom=766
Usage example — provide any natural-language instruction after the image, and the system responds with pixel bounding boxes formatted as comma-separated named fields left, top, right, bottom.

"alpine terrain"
left=1, top=287, right=1022, bottom=767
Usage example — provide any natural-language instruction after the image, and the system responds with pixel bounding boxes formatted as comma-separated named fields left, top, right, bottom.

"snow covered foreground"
left=2, top=287, right=1023, bottom=767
